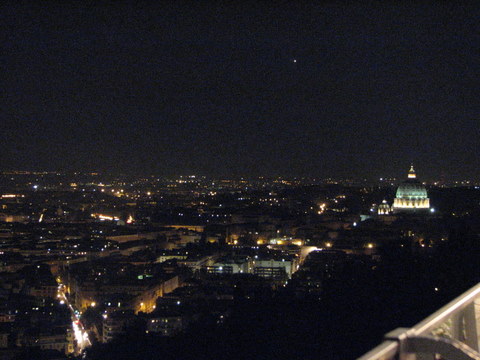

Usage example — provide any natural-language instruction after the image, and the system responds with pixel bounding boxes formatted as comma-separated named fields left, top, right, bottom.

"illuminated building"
left=147, top=315, right=188, bottom=336
left=253, top=258, right=297, bottom=279
left=377, top=200, right=392, bottom=215
left=392, top=165, right=430, bottom=212
left=102, top=311, right=135, bottom=343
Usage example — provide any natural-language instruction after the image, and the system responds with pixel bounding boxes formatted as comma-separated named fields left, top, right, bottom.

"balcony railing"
left=357, top=283, right=480, bottom=360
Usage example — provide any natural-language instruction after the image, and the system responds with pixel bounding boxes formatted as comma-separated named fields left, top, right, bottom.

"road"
left=57, top=286, right=91, bottom=354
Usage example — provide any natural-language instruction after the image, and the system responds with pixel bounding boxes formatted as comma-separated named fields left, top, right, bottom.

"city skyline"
left=1, top=136, right=480, bottom=359
left=0, top=164, right=473, bottom=184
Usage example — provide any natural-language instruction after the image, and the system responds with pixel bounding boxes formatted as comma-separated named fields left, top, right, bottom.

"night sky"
left=2, top=2, right=479, bottom=180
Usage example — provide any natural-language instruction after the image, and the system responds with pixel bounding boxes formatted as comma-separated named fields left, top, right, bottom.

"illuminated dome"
left=378, top=200, right=392, bottom=215
left=395, top=181, right=428, bottom=200
left=393, top=165, right=430, bottom=212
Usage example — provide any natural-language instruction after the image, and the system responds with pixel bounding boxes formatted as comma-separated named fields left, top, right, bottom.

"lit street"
left=58, top=287, right=91, bottom=354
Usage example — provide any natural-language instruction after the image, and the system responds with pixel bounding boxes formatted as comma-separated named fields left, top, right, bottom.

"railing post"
left=384, top=328, right=416, bottom=360
left=451, top=311, right=464, bottom=342
left=464, top=302, right=479, bottom=351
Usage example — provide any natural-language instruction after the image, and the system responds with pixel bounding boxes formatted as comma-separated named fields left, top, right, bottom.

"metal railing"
left=357, top=283, right=480, bottom=360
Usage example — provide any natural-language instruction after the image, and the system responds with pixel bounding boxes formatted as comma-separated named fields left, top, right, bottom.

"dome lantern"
left=408, top=164, right=416, bottom=179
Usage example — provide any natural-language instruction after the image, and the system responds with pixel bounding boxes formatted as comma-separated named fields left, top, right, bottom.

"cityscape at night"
left=2, top=2, right=480, bottom=360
